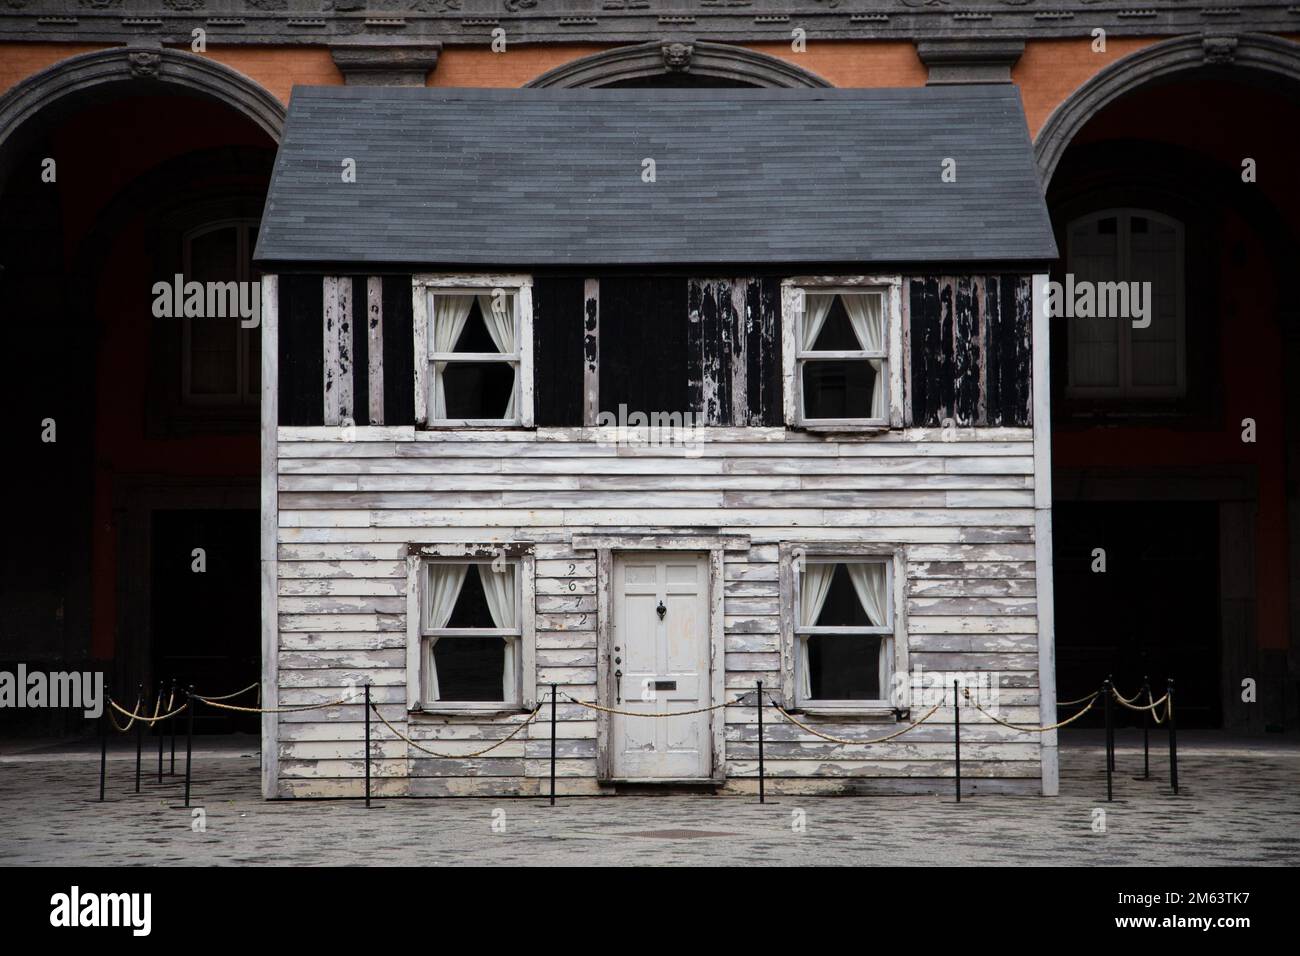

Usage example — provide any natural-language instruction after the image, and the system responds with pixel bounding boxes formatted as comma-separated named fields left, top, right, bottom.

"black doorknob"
left=656, top=601, right=666, bottom=620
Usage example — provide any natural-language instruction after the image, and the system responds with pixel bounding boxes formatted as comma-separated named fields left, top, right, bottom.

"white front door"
left=611, top=552, right=712, bottom=780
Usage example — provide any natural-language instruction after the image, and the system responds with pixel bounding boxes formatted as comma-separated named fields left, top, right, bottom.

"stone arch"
left=1035, top=32, right=1300, bottom=190
left=0, top=45, right=285, bottom=157
left=526, top=40, right=831, bottom=89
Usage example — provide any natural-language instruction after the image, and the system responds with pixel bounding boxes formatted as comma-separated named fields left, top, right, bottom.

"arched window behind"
left=1066, top=209, right=1185, bottom=398
left=182, top=220, right=259, bottom=405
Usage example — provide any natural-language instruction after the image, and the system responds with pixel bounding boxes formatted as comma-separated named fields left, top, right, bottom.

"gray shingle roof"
left=254, top=85, right=1057, bottom=268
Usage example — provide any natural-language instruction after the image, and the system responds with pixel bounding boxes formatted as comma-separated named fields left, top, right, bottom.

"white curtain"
left=431, top=294, right=475, bottom=419
left=479, top=563, right=517, bottom=701
left=847, top=562, right=890, bottom=699
left=477, top=294, right=517, bottom=419
left=424, top=563, right=468, bottom=701
left=842, top=294, right=885, bottom=419
left=846, top=562, right=888, bottom=627
left=801, top=293, right=834, bottom=352
left=798, top=563, right=835, bottom=700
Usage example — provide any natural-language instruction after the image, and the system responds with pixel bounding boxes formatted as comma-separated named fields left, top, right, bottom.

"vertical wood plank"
left=518, top=281, right=535, bottom=428
left=367, top=277, right=384, bottom=425
left=730, top=279, right=749, bottom=427
left=322, top=276, right=340, bottom=425
left=259, top=273, right=279, bottom=798
left=953, top=276, right=979, bottom=426
left=594, top=547, right=612, bottom=780
left=583, top=279, right=599, bottom=426
left=412, top=281, right=428, bottom=425
left=687, top=279, right=704, bottom=417
left=336, top=277, right=353, bottom=425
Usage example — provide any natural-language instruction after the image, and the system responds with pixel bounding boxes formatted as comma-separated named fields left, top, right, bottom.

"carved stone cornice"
left=330, top=41, right=442, bottom=84
left=916, top=38, right=1025, bottom=83
left=0, top=1, right=1294, bottom=46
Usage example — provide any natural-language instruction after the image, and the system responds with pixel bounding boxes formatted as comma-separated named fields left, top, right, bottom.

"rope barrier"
left=767, top=696, right=944, bottom=745
left=194, top=682, right=259, bottom=702
left=962, top=687, right=1098, bottom=733
left=1057, top=690, right=1101, bottom=708
left=192, top=693, right=356, bottom=714
left=560, top=690, right=754, bottom=718
left=1111, top=685, right=1146, bottom=706
left=1110, top=688, right=1170, bottom=714
left=108, top=692, right=143, bottom=733
left=108, top=697, right=189, bottom=726
left=369, top=696, right=547, bottom=759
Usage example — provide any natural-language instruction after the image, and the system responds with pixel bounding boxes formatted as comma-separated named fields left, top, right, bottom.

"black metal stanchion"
left=134, top=683, right=144, bottom=794
left=157, top=694, right=165, bottom=784
left=1167, top=678, right=1178, bottom=795
left=364, top=682, right=372, bottom=809
left=183, top=685, right=194, bottom=809
left=1105, top=674, right=1115, bottom=772
left=98, top=680, right=109, bottom=802
left=549, top=683, right=557, bottom=807
left=756, top=680, right=765, bottom=805
left=954, top=680, right=961, bottom=804
left=1142, top=676, right=1151, bottom=781
left=1102, top=679, right=1113, bottom=802
left=169, top=679, right=177, bottom=776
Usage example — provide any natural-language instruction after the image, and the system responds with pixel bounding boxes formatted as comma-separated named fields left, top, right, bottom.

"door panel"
left=611, top=552, right=711, bottom=780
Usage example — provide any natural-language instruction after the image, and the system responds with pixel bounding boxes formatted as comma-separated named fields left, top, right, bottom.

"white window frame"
left=412, top=274, right=534, bottom=427
left=404, top=547, right=537, bottom=714
left=781, top=277, right=902, bottom=430
left=1065, top=208, right=1186, bottom=400
left=181, top=219, right=259, bottom=406
left=779, top=543, right=908, bottom=716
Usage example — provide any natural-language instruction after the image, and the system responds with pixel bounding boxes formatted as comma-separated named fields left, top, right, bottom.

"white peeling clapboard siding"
left=275, top=427, right=1042, bottom=797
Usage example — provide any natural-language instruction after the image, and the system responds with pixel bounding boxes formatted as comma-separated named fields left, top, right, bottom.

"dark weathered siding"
left=687, top=278, right=783, bottom=427
left=381, top=275, right=415, bottom=426
left=278, top=274, right=325, bottom=426
left=598, top=276, right=690, bottom=418
left=907, top=275, right=1032, bottom=427
left=532, top=277, right=586, bottom=427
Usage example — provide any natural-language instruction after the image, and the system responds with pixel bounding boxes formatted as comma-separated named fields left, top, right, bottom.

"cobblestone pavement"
left=1, top=732, right=1297, bottom=866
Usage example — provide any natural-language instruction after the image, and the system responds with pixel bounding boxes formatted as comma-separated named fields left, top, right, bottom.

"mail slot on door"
left=653, top=680, right=677, bottom=691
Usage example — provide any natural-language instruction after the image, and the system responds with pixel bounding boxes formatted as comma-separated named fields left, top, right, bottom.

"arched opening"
left=525, top=40, right=831, bottom=89
left=0, top=55, right=281, bottom=735
left=1043, top=46, right=1300, bottom=731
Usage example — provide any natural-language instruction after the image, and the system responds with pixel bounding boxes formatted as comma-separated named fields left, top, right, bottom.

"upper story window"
left=182, top=220, right=259, bottom=406
left=782, top=281, right=898, bottom=429
left=1066, top=209, right=1185, bottom=399
left=413, top=276, right=535, bottom=427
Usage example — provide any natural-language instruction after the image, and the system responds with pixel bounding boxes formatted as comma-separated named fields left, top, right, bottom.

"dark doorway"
left=1053, top=501, right=1221, bottom=727
left=151, top=509, right=260, bottom=733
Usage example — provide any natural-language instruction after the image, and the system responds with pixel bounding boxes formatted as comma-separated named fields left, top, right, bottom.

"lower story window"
left=796, top=558, right=893, bottom=707
left=422, top=560, right=521, bottom=706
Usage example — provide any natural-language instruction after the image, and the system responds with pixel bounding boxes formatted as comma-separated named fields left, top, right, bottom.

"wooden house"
left=252, top=83, right=1060, bottom=797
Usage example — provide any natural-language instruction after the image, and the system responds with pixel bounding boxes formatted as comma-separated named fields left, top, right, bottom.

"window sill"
left=411, top=705, right=530, bottom=719
left=791, top=706, right=900, bottom=722
left=793, top=423, right=892, bottom=435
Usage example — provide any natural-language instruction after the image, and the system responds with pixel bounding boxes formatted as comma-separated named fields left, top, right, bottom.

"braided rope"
left=1111, top=684, right=1146, bottom=706
left=1057, top=690, right=1101, bottom=708
left=1111, top=688, right=1170, bottom=714
left=108, top=697, right=188, bottom=726
left=767, top=697, right=943, bottom=745
left=370, top=697, right=546, bottom=759
left=108, top=693, right=143, bottom=732
left=193, top=693, right=355, bottom=714
left=561, top=690, right=753, bottom=718
left=963, top=688, right=1098, bottom=733
left=196, top=682, right=259, bottom=702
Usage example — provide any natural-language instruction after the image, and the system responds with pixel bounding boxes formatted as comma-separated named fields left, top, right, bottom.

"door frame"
left=575, top=533, right=749, bottom=783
